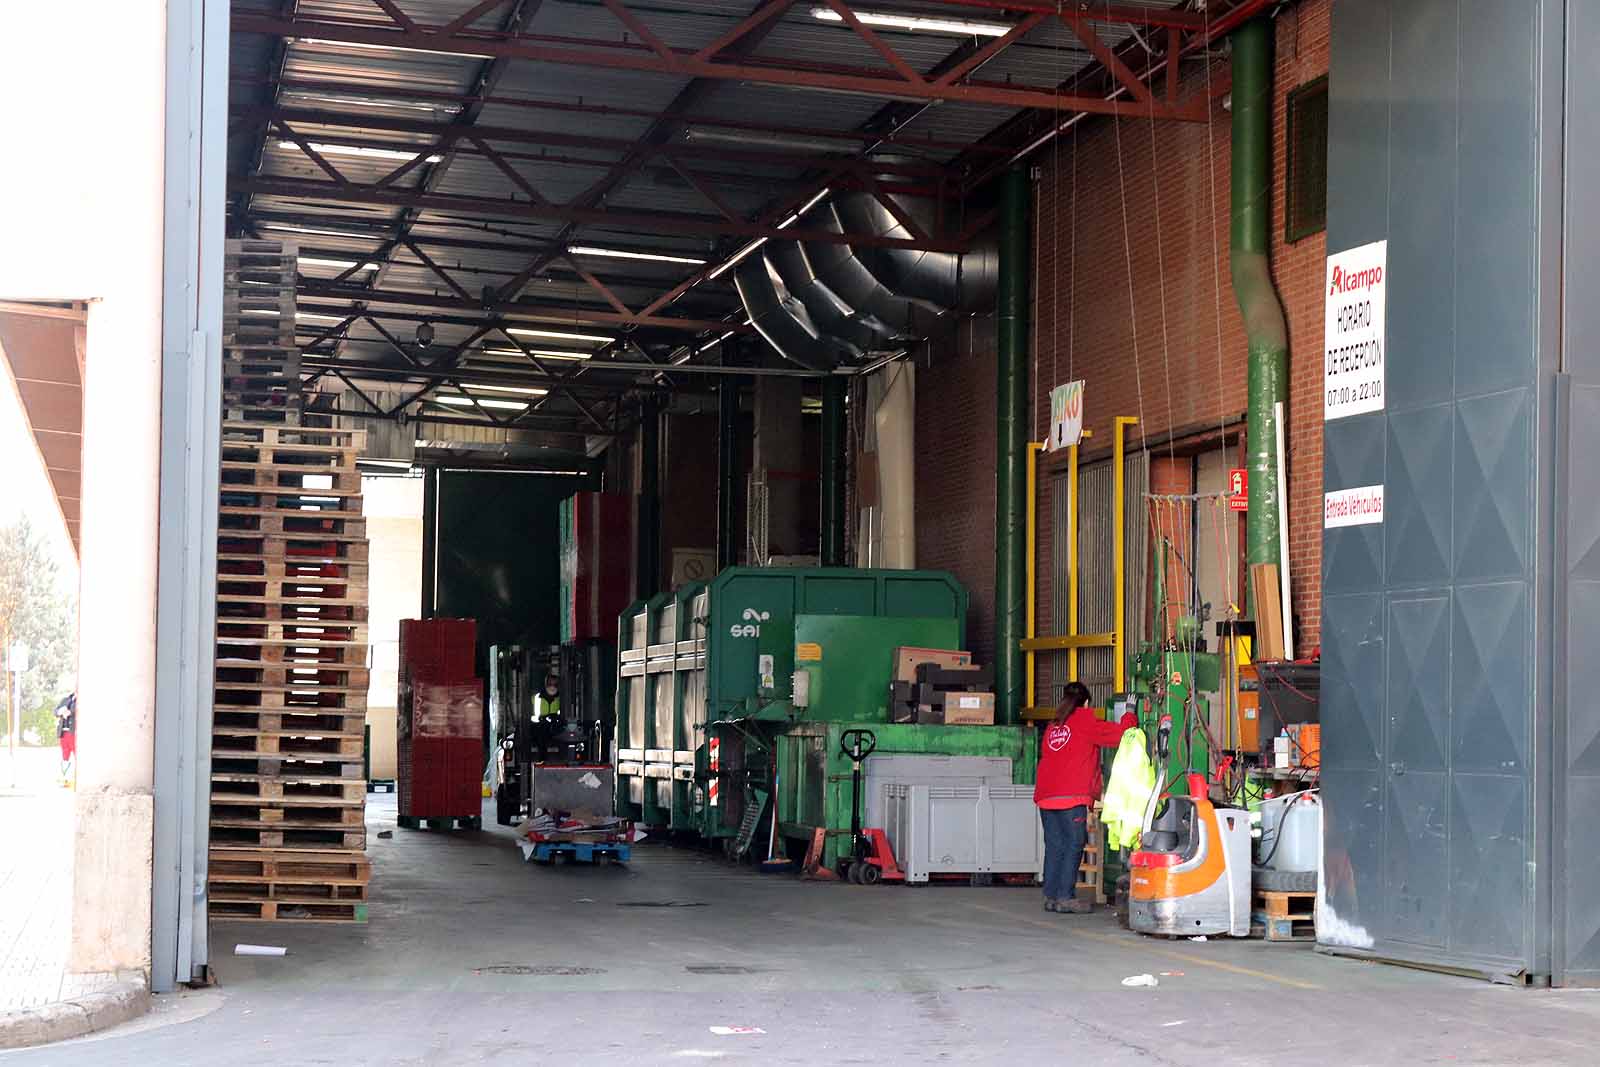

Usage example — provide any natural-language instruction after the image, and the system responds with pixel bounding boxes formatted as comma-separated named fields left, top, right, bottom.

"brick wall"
left=916, top=2, right=1330, bottom=691
left=915, top=318, right=999, bottom=665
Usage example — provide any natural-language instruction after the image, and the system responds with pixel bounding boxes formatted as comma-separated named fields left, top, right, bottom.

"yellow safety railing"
left=1022, top=416, right=1138, bottom=720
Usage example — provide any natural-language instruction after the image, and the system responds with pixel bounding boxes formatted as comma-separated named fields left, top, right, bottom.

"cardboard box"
left=915, top=664, right=993, bottom=689
left=893, top=646, right=973, bottom=683
left=942, top=692, right=995, bottom=725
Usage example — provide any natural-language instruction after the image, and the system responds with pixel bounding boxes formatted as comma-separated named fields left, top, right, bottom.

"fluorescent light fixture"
left=809, top=6, right=1012, bottom=36
left=262, top=222, right=381, bottom=240
left=300, top=257, right=378, bottom=271
left=296, top=37, right=491, bottom=60
left=238, top=310, right=344, bottom=322
left=707, top=238, right=766, bottom=281
left=482, top=347, right=591, bottom=361
left=697, top=330, right=736, bottom=354
left=282, top=89, right=459, bottom=114
left=670, top=351, right=694, bottom=365
left=506, top=327, right=612, bottom=343
left=466, top=384, right=549, bottom=397
left=278, top=140, right=444, bottom=163
left=434, top=395, right=531, bottom=411
left=568, top=245, right=706, bottom=266
left=682, top=126, right=845, bottom=154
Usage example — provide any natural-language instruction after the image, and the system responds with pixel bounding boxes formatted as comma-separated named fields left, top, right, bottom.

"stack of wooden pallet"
left=207, top=239, right=373, bottom=923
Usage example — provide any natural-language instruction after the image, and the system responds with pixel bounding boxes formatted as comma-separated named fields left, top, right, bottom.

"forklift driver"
left=1034, top=682, right=1137, bottom=914
left=534, top=672, right=562, bottom=721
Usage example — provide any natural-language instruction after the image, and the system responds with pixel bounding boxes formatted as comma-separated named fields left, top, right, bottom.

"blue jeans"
left=1040, top=806, right=1088, bottom=902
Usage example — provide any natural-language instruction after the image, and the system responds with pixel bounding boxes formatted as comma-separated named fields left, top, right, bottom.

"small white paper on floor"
left=1189, top=935, right=1208, bottom=942
left=1120, top=974, right=1158, bottom=988
left=1161, top=1021, right=1186, bottom=1028
left=708, top=1026, right=766, bottom=1036
left=235, top=944, right=286, bottom=957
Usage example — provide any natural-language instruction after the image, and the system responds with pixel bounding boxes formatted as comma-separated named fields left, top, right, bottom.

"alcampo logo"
left=1330, top=263, right=1383, bottom=296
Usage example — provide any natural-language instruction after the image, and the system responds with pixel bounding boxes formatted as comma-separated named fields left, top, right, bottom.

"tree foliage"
left=0, top=516, right=76, bottom=722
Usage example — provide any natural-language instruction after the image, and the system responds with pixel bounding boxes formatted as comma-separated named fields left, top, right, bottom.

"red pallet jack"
left=835, top=729, right=905, bottom=885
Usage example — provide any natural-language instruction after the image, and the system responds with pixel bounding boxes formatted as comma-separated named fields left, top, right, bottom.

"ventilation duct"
left=733, top=255, right=841, bottom=371
left=735, top=190, right=998, bottom=371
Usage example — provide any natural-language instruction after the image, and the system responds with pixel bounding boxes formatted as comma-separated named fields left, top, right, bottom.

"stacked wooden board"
left=208, top=238, right=373, bottom=922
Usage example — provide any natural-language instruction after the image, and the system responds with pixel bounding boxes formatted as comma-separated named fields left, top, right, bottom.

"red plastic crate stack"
left=397, top=619, right=483, bottom=821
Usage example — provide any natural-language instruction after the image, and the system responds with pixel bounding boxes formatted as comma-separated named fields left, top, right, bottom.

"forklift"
left=491, top=639, right=615, bottom=825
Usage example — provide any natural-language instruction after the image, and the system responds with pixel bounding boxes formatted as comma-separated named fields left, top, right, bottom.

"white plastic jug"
left=1259, top=790, right=1322, bottom=873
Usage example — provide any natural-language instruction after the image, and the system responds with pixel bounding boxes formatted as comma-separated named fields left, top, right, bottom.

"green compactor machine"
left=614, top=567, right=1038, bottom=868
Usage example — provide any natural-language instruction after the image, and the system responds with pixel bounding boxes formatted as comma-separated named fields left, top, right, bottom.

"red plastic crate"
left=398, top=735, right=483, bottom=819
left=398, top=618, right=476, bottom=684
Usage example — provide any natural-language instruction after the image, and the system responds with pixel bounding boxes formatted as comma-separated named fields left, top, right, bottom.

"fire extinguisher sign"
left=1324, top=240, right=1387, bottom=420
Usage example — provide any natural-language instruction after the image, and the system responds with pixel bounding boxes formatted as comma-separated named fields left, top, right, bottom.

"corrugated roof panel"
left=426, top=152, right=606, bottom=210
left=530, top=0, right=735, bottom=54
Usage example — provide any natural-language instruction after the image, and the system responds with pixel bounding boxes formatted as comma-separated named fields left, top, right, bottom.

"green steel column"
left=995, top=167, right=1030, bottom=726
left=1231, top=19, right=1290, bottom=594
left=820, top=376, right=847, bottom=566
left=636, top=397, right=661, bottom=598
left=717, top=376, right=740, bottom=570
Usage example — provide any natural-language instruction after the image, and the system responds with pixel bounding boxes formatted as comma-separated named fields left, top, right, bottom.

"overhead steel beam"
left=231, top=11, right=1216, bottom=119
left=304, top=356, right=653, bottom=393
left=241, top=74, right=1015, bottom=156
left=293, top=281, right=754, bottom=332
left=342, top=0, right=544, bottom=365
left=239, top=105, right=952, bottom=178
left=235, top=175, right=967, bottom=250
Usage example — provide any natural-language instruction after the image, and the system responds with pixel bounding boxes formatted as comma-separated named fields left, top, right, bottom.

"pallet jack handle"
left=839, top=729, right=877, bottom=863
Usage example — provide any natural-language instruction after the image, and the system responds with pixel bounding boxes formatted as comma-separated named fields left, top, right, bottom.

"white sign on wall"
left=1047, top=380, right=1085, bottom=451
left=1324, top=240, right=1387, bottom=420
left=1324, top=484, right=1385, bottom=528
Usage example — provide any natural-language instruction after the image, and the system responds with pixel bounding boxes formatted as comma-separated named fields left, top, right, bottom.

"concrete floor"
left=10, top=794, right=1600, bottom=1065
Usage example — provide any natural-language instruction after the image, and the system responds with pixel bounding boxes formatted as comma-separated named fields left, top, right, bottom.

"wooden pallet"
left=210, top=899, right=368, bottom=923
left=212, top=774, right=368, bottom=805
left=222, top=422, right=363, bottom=448
left=210, top=823, right=367, bottom=849
left=1076, top=811, right=1107, bottom=903
left=217, top=556, right=369, bottom=580
left=215, top=640, right=369, bottom=668
left=217, top=583, right=370, bottom=607
left=218, top=510, right=367, bottom=538
left=217, top=536, right=370, bottom=560
left=211, top=802, right=366, bottom=827
left=213, top=732, right=365, bottom=759
left=214, top=664, right=371, bottom=689
left=211, top=685, right=367, bottom=711
left=212, top=707, right=367, bottom=735
left=209, top=753, right=365, bottom=780
left=216, top=622, right=370, bottom=645
left=1251, top=890, right=1316, bottom=942
left=221, top=465, right=365, bottom=493
left=209, top=847, right=369, bottom=883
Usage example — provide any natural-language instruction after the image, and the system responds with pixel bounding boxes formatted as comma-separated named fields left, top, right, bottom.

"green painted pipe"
left=1231, top=19, right=1289, bottom=593
left=717, top=375, right=740, bottom=570
left=819, top=375, right=847, bottom=566
left=636, top=396, right=661, bottom=598
left=995, top=167, right=1029, bottom=725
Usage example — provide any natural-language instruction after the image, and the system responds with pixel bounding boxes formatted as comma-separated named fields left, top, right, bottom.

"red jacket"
left=1033, top=707, right=1138, bottom=809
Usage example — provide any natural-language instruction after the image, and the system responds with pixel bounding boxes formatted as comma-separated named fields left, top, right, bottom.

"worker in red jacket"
left=1035, top=682, right=1137, bottom=913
